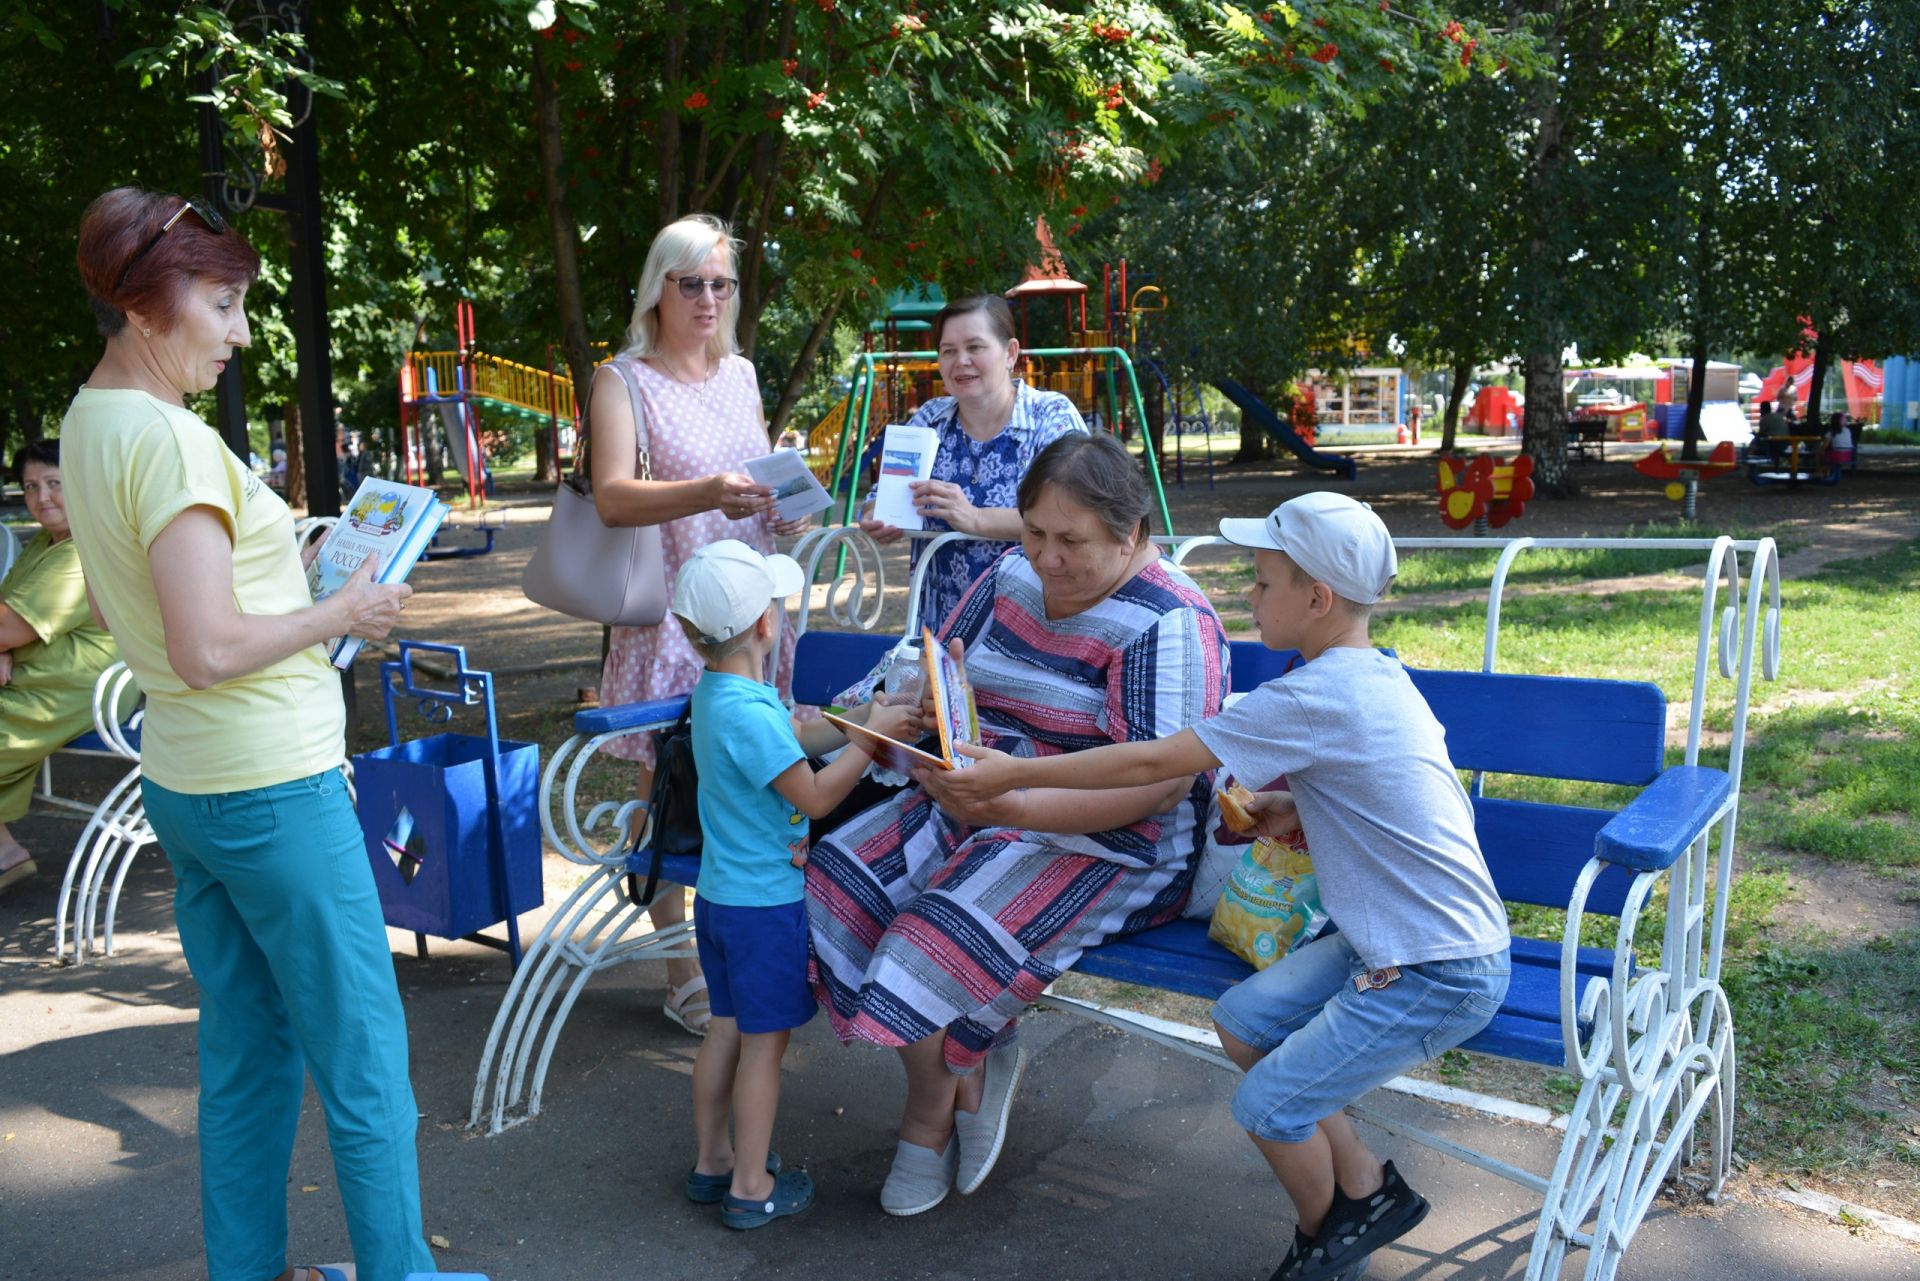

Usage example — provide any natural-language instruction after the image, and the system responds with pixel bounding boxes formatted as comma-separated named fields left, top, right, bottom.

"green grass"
left=1861, top=427, right=1920, bottom=446
left=1723, top=933, right=1920, bottom=1177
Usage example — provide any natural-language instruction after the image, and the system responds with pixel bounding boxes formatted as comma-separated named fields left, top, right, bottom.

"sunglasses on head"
left=116, top=197, right=228, bottom=293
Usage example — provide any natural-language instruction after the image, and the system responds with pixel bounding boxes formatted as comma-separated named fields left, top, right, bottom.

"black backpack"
left=626, top=706, right=701, bottom=906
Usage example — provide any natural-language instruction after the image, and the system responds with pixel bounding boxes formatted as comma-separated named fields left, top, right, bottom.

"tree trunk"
left=531, top=41, right=597, bottom=437
left=657, top=5, right=686, bottom=227
left=533, top=413, right=556, bottom=483
left=9, top=378, right=39, bottom=449
left=768, top=296, right=843, bottom=439
left=284, top=401, right=308, bottom=509
left=734, top=0, right=797, bottom=359
left=1441, top=360, right=1471, bottom=454
left=1803, top=327, right=1832, bottom=429
left=1235, top=377, right=1275, bottom=463
left=766, top=169, right=897, bottom=436
left=1682, top=337, right=1710, bottom=465
left=1516, top=2, right=1573, bottom=496
left=1521, top=352, right=1574, bottom=496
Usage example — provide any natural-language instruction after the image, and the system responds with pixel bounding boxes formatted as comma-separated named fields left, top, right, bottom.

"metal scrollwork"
left=204, top=0, right=316, bottom=214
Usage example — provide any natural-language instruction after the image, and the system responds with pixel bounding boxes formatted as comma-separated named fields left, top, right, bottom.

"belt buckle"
left=1354, top=966, right=1401, bottom=993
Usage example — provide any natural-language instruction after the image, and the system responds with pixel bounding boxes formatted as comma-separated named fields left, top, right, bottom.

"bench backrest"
left=798, top=631, right=1662, bottom=916
left=1226, top=640, right=1661, bottom=915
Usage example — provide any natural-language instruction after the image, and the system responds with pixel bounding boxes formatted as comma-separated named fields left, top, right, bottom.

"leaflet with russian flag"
left=870, top=423, right=939, bottom=530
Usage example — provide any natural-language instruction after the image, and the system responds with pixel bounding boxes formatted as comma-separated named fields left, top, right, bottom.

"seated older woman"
left=808, top=432, right=1229, bottom=1215
left=0, top=440, right=121, bottom=895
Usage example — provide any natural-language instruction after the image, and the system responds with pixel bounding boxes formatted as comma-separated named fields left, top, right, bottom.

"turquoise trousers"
left=143, top=768, right=436, bottom=1281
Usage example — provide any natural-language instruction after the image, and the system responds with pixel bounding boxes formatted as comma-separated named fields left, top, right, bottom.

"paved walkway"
left=5, top=834, right=1918, bottom=1281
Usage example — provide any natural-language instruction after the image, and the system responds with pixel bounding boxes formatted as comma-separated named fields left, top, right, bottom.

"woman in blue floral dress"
left=858, top=295, right=1087, bottom=629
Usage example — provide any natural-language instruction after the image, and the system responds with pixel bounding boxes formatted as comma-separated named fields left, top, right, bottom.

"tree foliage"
left=3, top=0, right=1914, bottom=496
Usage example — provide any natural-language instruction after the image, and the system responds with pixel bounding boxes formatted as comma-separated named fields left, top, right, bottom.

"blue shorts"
left=693, top=896, right=817, bottom=1034
left=1212, top=933, right=1510, bottom=1143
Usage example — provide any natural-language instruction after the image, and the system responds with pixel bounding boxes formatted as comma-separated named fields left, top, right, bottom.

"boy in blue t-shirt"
left=671, top=539, right=920, bottom=1231
left=935, top=494, right=1510, bottom=1281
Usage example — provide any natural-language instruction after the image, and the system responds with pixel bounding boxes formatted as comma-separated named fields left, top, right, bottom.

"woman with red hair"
left=59, top=187, right=433, bottom=1281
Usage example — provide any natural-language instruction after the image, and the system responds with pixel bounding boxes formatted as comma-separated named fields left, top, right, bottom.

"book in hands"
left=822, top=626, right=981, bottom=773
left=305, top=477, right=449, bottom=669
left=870, top=423, right=939, bottom=530
left=744, top=448, right=833, bottom=521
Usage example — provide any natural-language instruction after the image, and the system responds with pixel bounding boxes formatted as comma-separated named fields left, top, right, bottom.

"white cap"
left=1218, top=492, right=1397, bottom=604
left=670, top=539, right=807, bottom=643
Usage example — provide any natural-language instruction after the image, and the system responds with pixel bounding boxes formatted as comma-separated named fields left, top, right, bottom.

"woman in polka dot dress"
left=589, top=213, right=812, bottom=1036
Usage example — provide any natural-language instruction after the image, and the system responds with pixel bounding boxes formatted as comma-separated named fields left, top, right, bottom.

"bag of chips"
left=1207, top=832, right=1330, bottom=970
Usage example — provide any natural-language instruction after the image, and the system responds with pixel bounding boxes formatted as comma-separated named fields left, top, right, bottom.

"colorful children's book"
left=823, top=626, right=980, bottom=772
left=305, top=477, right=449, bottom=669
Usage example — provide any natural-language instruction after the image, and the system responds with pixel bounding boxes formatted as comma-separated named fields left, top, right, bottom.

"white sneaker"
left=954, top=1044, right=1027, bottom=1195
left=880, top=1135, right=957, bottom=1216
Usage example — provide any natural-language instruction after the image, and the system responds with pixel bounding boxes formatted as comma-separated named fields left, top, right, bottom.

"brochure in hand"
left=744, top=448, right=833, bottom=521
left=823, top=626, right=980, bottom=773
left=305, top=477, right=449, bottom=669
left=870, top=423, right=939, bottom=530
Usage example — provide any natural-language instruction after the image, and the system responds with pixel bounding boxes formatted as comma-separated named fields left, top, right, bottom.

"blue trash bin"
left=354, top=643, right=542, bottom=963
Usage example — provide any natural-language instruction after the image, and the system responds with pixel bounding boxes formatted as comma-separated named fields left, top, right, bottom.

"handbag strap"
left=624, top=702, right=693, bottom=908
left=578, top=356, right=655, bottom=484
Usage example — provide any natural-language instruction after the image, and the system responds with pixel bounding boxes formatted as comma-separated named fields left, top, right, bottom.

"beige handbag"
left=521, top=358, right=669, bottom=626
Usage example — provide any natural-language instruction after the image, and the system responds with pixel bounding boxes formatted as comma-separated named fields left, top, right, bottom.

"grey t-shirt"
left=1193, top=647, right=1509, bottom=970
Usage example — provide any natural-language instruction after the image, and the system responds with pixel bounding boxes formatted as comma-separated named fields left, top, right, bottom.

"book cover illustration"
left=305, top=477, right=449, bottom=668
left=822, top=626, right=980, bottom=772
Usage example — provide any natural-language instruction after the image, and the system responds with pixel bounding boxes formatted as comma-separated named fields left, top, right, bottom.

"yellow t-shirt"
left=59, top=387, right=346, bottom=793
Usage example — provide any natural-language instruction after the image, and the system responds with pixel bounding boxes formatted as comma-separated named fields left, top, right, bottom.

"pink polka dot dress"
left=598, top=353, right=801, bottom=765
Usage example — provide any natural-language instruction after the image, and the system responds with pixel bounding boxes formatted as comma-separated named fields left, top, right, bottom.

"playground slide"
left=1212, top=379, right=1357, bottom=480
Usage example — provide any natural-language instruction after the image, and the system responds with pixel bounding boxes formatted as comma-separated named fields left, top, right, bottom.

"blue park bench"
left=471, top=528, right=1782, bottom=1281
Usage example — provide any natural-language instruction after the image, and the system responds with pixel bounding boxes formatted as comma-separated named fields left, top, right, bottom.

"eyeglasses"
left=668, top=274, right=738, bottom=300
left=116, top=198, right=228, bottom=293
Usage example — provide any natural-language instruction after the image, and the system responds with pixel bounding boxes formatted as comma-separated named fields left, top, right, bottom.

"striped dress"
left=805, top=549, right=1229, bottom=1070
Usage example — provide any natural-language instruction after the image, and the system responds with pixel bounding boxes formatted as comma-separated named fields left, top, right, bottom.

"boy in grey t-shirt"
left=939, top=493, right=1510, bottom=1281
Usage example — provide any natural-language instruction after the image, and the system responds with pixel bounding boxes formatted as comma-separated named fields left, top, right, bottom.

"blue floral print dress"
left=898, top=380, right=1087, bottom=631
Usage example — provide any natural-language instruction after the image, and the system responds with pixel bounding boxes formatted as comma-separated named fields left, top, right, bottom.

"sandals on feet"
left=686, top=1150, right=781, bottom=1204
left=292, top=1266, right=355, bottom=1281
left=721, top=1168, right=815, bottom=1230
left=0, top=857, right=36, bottom=897
left=663, top=975, right=712, bottom=1037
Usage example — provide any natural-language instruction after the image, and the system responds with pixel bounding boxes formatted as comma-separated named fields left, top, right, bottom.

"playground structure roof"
left=882, top=281, right=947, bottom=320
left=1006, top=215, right=1088, bottom=297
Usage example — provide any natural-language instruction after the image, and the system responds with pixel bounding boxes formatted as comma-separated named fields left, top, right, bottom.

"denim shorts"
left=693, top=895, right=818, bottom=1034
left=1212, top=933, right=1510, bottom=1143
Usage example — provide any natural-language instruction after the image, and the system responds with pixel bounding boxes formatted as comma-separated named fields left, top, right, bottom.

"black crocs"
left=1273, top=1161, right=1425, bottom=1281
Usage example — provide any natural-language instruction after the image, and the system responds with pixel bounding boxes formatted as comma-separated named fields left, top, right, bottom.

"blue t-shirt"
left=689, top=670, right=809, bottom=907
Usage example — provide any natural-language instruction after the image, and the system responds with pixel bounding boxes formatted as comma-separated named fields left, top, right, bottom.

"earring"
left=142, top=327, right=151, bottom=338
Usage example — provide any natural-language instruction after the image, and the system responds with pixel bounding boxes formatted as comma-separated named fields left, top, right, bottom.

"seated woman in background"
left=857, top=294, right=1087, bottom=630
left=0, top=439, right=121, bottom=895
